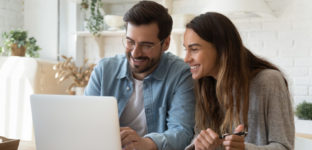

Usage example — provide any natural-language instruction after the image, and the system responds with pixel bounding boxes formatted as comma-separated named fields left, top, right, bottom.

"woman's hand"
left=194, top=128, right=222, bottom=150
left=222, top=125, right=245, bottom=150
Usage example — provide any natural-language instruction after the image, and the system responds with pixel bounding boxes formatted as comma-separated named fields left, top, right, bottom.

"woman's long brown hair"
left=187, top=12, right=284, bottom=135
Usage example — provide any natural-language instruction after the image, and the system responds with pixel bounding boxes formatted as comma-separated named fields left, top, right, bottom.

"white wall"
left=230, top=0, right=312, bottom=106
left=0, top=0, right=58, bottom=60
left=24, top=0, right=58, bottom=60
left=0, top=0, right=24, bottom=42
left=2, top=0, right=311, bottom=106
left=82, top=0, right=312, bottom=106
left=162, top=0, right=312, bottom=106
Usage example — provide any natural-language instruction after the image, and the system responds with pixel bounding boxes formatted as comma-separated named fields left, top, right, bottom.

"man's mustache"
left=127, top=52, right=149, bottom=60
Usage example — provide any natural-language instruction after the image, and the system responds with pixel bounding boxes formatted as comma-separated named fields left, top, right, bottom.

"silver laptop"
left=30, top=94, right=122, bottom=150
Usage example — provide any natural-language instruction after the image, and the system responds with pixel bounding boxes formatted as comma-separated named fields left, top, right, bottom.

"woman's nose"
left=184, top=52, right=191, bottom=63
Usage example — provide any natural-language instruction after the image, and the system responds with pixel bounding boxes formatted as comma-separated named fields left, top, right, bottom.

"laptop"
left=30, top=94, right=122, bottom=150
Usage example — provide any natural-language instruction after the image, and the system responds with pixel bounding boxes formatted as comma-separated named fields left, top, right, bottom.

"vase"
left=11, top=44, right=26, bottom=56
left=104, top=15, right=124, bottom=31
left=74, top=86, right=85, bottom=95
left=295, top=117, right=312, bottom=135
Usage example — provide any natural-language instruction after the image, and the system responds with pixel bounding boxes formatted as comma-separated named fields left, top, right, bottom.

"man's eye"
left=127, top=41, right=135, bottom=45
left=190, top=48, right=198, bottom=51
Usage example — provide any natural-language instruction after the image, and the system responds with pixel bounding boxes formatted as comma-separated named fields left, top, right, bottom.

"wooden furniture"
left=0, top=136, right=20, bottom=150
left=296, top=133, right=312, bottom=140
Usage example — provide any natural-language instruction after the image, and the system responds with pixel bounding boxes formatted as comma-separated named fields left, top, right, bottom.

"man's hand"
left=194, top=128, right=222, bottom=150
left=120, top=127, right=157, bottom=150
left=222, top=125, right=245, bottom=150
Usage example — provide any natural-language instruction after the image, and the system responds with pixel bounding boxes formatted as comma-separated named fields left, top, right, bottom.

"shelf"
left=75, top=28, right=185, bottom=37
left=75, top=30, right=126, bottom=37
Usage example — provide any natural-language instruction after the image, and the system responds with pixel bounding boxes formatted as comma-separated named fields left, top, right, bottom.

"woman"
left=184, top=12, right=294, bottom=150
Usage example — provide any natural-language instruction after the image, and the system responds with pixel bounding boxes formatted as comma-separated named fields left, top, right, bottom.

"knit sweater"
left=185, top=69, right=295, bottom=150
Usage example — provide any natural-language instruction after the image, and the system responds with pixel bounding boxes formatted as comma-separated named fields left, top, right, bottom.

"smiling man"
left=84, top=1, right=195, bottom=150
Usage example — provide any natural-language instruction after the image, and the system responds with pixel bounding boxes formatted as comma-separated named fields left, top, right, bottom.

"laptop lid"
left=30, top=94, right=122, bottom=150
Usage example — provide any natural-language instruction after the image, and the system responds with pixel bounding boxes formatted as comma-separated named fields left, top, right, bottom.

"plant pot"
left=295, top=117, right=312, bottom=134
left=11, top=44, right=26, bottom=56
left=74, top=86, right=85, bottom=95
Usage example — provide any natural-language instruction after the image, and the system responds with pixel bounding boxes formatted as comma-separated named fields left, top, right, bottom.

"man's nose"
left=131, top=45, right=143, bottom=58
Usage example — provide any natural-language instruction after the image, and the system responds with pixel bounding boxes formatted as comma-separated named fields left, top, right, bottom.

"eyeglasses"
left=122, top=36, right=164, bottom=52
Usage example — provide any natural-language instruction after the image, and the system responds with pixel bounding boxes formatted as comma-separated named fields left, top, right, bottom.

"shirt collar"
left=117, top=57, right=130, bottom=79
left=147, top=53, right=167, bottom=80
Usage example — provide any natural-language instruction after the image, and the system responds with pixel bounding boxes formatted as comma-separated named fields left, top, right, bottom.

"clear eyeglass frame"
left=122, top=36, right=164, bottom=52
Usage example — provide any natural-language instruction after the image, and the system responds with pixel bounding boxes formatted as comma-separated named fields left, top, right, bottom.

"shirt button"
left=126, top=86, right=130, bottom=90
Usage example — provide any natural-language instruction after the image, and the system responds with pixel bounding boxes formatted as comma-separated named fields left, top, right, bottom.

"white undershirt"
left=119, top=79, right=147, bottom=136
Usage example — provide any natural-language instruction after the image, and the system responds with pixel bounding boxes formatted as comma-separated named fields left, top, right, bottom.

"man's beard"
left=126, top=52, right=161, bottom=74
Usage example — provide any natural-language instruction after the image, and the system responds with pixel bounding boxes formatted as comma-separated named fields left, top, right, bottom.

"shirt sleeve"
left=245, top=70, right=294, bottom=150
left=144, top=69, right=196, bottom=150
left=84, top=63, right=102, bottom=96
left=184, top=135, right=196, bottom=150
left=245, top=142, right=291, bottom=150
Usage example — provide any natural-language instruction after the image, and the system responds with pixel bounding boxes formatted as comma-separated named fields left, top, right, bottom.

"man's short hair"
left=123, top=1, right=173, bottom=41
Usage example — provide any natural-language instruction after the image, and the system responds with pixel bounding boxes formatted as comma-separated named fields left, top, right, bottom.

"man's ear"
left=162, top=36, right=171, bottom=52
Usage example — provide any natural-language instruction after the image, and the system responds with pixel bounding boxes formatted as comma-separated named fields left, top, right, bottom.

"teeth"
left=134, top=59, right=144, bottom=62
left=190, top=65, right=199, bottom=70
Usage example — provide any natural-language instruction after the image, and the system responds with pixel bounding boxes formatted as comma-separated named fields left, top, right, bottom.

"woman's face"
left=183, top=28, right=219, bottom=80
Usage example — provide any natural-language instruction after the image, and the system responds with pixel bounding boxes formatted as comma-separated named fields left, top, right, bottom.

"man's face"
left=125, top=22, right=167, bottom=79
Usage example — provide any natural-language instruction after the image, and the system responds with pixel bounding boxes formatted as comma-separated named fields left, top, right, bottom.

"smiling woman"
left=184, top=12, right=294, bottom=150
left=184, top=29, right=218, bottom=79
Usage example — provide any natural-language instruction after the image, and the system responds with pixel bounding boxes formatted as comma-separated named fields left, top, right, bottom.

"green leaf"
left=85, top=0, right=104, bottom=35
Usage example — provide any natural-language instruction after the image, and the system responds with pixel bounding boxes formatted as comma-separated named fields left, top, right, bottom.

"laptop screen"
left=30, top=94, right=122, bottom=150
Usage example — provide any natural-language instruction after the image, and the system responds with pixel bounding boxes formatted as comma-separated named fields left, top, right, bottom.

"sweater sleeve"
left=245, top=70, right=295, bottom=150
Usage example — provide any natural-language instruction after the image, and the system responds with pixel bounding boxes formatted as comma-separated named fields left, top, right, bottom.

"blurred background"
left=0, top=0, right=311, bottom=149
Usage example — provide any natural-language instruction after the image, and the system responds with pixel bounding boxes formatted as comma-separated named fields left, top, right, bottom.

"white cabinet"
left=0, top=56, right=70, bottom=141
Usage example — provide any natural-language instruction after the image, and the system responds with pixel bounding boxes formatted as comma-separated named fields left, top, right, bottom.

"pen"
left=219, top=131, right=248, bottom=139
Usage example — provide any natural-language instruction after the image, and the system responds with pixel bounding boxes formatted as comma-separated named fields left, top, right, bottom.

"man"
left=84, top=1, right=195, bottom=150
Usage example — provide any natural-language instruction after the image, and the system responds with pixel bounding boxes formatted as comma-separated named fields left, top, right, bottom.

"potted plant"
left=0, top=29, right=41, bottom=57
left=296, top=101, right=312, bottom=120
left=53, top=55, right=96, bottom=95
left=295, top=101, right=312, bottom=135
left=80, top=0, right=105, bottom=35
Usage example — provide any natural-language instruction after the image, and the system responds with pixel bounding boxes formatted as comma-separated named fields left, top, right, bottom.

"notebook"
left=30, top=94, right=122, bottom=150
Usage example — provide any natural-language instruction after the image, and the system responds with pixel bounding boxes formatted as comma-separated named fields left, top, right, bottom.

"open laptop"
left=30, top=94, right=122, bottom=150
